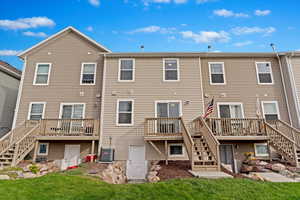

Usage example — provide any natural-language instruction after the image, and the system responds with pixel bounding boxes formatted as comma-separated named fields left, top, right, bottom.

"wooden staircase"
left=189, top=117, right=220, bottom=171
left=265, top=120, right=300, bottom=167
left=0, top=121, right=40, bottom=167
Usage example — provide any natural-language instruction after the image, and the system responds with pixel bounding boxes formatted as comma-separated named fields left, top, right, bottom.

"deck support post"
left=32, top=140, right=39, bottom=163
left=267, top=140, right=272, bottom=162
left=165, top=140, right=168, bottom=165
left=91, top=140, right=95, bottom=162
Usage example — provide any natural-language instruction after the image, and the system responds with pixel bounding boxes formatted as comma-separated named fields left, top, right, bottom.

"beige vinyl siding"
left=201, top=57, right=289, bottom=122
left=15, top=31, right=104, bottom=125
left=102, top=57, right=204, bottom=160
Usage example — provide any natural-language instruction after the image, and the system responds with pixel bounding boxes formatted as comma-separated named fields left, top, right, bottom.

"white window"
left=218, top=103, right=244, bottom=118
left=163, top=59, right=179, bottom=81
left=256, top=62, right=274, bottom=84
left=60, top=103, right=85, bottom=119
left=81, top=63, right=96, bottom=85
left=38, top=143, right=49, bottom=156
left=209, top=62, right=226, bottom=85
left=254, top=143, right=269, bottom=157
left=119, top=59, right=135, bottom=81
left=169, top=143, right=184, bottom=157
left=262, top=101, right=280, bottom=121
left=28, top=102, right=46, bottom=120
left=33, top=63, right=51, bottom=85
left=117, top=100, right=134, bottom=126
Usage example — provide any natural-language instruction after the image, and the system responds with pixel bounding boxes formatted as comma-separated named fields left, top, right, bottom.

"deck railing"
left=39, top=119, right=99, bottom=137
left=205, top=118, right=267, bottom=137
left=179, top=118, right=194, bottom=164
left=144, top=117, right=182, bottom=137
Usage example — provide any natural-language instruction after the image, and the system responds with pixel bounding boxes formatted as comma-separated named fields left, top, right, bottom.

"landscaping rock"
left=23, top=173, right=37, bottom=179
left=101, top=162, right=127, bottom=184
left=0, top=175, right=10, bottom=180
left=249, top=173, right=265, bottom=181
left=272, top=163, right=286, bottom=172
left=240, top=165, right=253, bottom=173
left=258, top=161, right=269, bottom=166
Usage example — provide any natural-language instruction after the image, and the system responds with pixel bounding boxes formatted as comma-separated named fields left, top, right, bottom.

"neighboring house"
left=1, top=26, right=299, bottom=179
left=0, top=61, right=21, bottom=137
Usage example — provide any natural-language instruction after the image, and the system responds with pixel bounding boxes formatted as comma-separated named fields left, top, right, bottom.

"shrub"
left=29, top=165, right=40, bottom=174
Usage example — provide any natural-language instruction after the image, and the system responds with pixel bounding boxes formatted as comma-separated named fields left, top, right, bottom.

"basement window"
left=169, top=144, right=184, bottom=157
left=38, top=143, right=49, bottom=156
left=254, top=143, right=268, bottom=157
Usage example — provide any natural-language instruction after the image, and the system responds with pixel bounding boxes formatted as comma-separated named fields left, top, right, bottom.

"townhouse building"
left=0, top=26, right=299, bottom=180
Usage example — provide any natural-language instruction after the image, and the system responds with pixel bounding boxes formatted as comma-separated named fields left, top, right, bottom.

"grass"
left=0, top=173, right=299, bottom=200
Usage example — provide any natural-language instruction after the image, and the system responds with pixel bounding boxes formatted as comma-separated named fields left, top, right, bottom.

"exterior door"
left=62, top=144, right=81, bottom=169
left=156, top=102, right=180, bottom=134
left=126, top=145, right=147, bottom=180
left=219, top=144, right=235, bottom=172
left=61, top=104, right=84, bottom=133
left=219, top=104, right=244, bottom=134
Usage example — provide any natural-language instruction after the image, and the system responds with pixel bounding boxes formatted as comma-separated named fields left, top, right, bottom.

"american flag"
left=203, top=98, right=214, bottom=118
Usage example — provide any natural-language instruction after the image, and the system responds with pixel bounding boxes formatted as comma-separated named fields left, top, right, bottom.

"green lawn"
left=0, top=173, right=299, bottom=200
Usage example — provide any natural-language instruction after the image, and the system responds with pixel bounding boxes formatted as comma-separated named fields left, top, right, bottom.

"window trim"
left=217, top=102, right=245, bottom=118
left=255, top=62, right=274, bottom=85
left=208, top=62, right=226, bottom=85
left=154, top=100, right=183, bottom=118
left=168, top=143, right=185, bottom=157
left=254, top=143, right=269, bottom=157
left=37, top=142, right=49, bottom=156
left=33, top=63, right=52, bottom=85
left=261, top=100, right=280, bottom=120
left=27, top=102, right=46, bottom=120
left=118, top=58, right=135, bottom=82
left=163, top=58, right=180, bottom=82
left=116, top=99, right=134, bottom=126
left=58, top=103, right=86, bottom=119
left=80, top=62, right=97, bottom=85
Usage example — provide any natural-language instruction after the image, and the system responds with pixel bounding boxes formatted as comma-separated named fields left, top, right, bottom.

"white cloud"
left=86, top=26, right=94, bottom=32
left=23, top=31, right=47, bottom=37
left=231, top=26, right=276, bottom=36
left=88, top=0, right=100, bottom=6
left=180, top=30, right=230, bottom=43
left=197, top=0, right=217, bottom=3
left=233, top=41, right=253, bottom=47
left=0, top=17, right=55, bottom=30
left=0, top=50, right=21, bottom=56
left=129, top=25, right=176, bottom=34
left=255, top=9, right=271, bottom=16
left=213, top=9, right=249, bottom=18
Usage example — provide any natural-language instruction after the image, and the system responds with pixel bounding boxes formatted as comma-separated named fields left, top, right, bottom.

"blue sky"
left=0, top=0, right=300, bottom=70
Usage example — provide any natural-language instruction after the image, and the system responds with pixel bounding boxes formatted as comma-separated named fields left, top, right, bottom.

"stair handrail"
left=11, top=123, right=40, bottom=166
left=265, top=122, right=298, bottom=165
left=271, top=119, right=300, bottom=148
left=193, top=116, right=220, bottom=170
left=179, top=118, right=194, bottom=164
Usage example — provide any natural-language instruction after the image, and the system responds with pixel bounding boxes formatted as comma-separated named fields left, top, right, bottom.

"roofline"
left=18, top=26, right=112, bottom=59
left=105, top=52, right=278, bottom=58
left=0, top=63, right=21, bottom=80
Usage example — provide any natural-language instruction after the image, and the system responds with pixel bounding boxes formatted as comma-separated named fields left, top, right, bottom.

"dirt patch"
left=157, top=161, right=193, bottom=181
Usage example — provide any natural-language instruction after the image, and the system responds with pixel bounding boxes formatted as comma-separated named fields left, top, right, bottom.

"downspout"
left=275, top=53, right=292, bottom=125
left=97, top=53, right=107, bottom=157
left=12, top=56, right=27, bottom=129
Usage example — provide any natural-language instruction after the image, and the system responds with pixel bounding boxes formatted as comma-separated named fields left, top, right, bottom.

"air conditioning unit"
left=100, top=148, right=114, bottom=162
